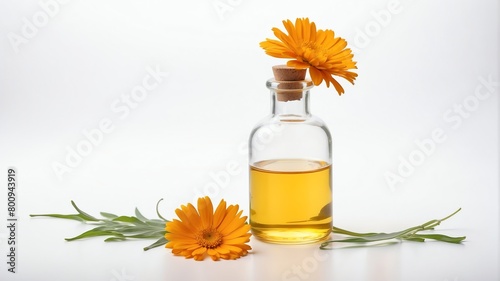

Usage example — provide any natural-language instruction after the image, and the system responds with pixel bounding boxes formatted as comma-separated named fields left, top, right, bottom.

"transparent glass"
left=249, top=78, right=332, bottom=244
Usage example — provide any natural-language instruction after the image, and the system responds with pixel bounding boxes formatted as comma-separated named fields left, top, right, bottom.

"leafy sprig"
left=321, top=208, right=465, bottom=249
left=30, top=200, right=169, bottom=251
left=30, top=201, right=465, bottom=251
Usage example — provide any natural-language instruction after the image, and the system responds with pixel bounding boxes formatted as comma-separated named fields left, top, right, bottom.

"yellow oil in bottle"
left=249, top=159, right=332, bottom=244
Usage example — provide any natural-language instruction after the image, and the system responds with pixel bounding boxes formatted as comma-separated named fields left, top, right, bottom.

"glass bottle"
left=249, top=66, right=332, bottom=244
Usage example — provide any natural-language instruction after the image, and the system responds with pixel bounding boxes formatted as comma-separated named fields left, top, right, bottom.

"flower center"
left=196, top=228, right=223, bottom=249
left=300, top=42, right=328, bottom=65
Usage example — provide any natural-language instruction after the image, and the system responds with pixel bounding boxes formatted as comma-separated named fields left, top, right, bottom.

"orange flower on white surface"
left=165, top=197, right=251, bottom=261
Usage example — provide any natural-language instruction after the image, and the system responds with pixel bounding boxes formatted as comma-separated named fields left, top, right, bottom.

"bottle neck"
left=267, top=78, right=314, bottom=121
left=271, top=90, right=311, bottom=119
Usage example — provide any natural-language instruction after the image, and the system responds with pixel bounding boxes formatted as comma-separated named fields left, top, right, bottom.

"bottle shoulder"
left=250, top=114, right=331, bottom=138
left=252, top=114, right=329, bottom=128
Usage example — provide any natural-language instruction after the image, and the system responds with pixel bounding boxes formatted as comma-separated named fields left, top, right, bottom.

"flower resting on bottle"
left=260, top=18, right=358, bottom=95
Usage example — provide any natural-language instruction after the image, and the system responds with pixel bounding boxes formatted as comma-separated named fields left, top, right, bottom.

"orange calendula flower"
left=260, top=18, right=358, bottom=95
left=165, top=197, right=252, bottom=261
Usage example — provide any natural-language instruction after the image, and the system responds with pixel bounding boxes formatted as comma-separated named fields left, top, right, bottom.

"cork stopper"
left=272, top=65, right=307, bottom=102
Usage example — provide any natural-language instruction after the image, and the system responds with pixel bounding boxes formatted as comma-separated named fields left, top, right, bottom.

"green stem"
left=155, top=199, right=169, bottom=222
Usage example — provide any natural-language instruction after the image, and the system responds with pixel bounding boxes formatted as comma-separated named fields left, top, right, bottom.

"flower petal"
left=219, top=213, right=247, bottom=236
left=216, top=205, right=239, bottom=232
left=309, top=67, right=324, bottom=86
left=197, top=196, right=213, bottom=229
left=287, top=60, right=310, bottom=69
left=224, top=234, right=252, bottom=245
left=192, top=247, right=207, bottom=256
left=213, top=199, right=227, bottom=228
left=223, top=223, right=251, bottom=240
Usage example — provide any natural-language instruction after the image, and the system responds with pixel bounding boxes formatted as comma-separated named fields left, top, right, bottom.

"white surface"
left=0, top=0, right=498, bottom=280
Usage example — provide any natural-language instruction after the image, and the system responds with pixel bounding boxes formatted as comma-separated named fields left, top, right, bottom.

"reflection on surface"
left=251, top=239, right=332, bottom=281
left=366, top=243, right=401, bottom=281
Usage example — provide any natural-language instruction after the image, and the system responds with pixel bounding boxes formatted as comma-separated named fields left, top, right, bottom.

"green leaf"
left=125, top=231, right=165, bottom=239
left=135, top=208, right=149, bottom=222
left=146, top=220, right=167, bottom=227
left=320, top=240, right=400, bottom=250
left=402, top=237, right=426, bottom=242
left=30, top=213, right=86, bottom=222
left=112, top=216, right=146, bottom=225
left=70, top=201, right=100, bottom=221
left=65, top=229, right=123, bottom=241
left=105, top=237, right=127, bottom=242
left=144, top=237, right=168, bottom=251
left=100, top=212, right=118, bottom=219
left=411, top=233, right=466, bottom=243
left=114, top=226, right=148, bottom=233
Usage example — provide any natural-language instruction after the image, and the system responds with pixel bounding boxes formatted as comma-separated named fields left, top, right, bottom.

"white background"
left=0, top=0, right=498, bottom=280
